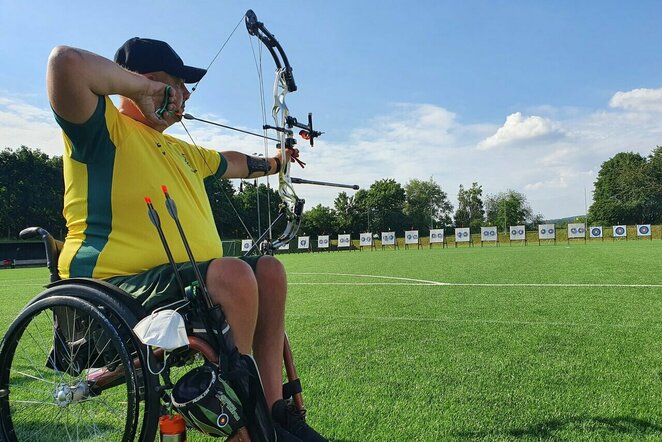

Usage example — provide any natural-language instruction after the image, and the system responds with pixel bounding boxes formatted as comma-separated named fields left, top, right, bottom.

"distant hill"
left=544, top=215, right=585, bottom=225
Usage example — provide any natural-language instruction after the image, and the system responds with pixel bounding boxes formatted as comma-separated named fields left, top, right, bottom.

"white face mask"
left=133, top=309, right=189, bottom=351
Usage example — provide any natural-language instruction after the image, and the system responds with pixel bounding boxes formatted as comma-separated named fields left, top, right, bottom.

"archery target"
left=429, top=229, right=444, bottom=243
left=567, top=223, right=586, bottom=239
left=298, top=236, right=310, bottom=249
left=405, top=230, right=419, bottom=244
left=509, top=225, right=525, bottom=241
left=589, top=226, right=603, bottom=238
left=381, top=232, right=396, bottom=245
left=241, top=239, right=253, bottom=251
left=360, top=233, right=373, bottom=246
left=538, top=224, right=556, bottom=240
left=278, top=242, right=290, bottom=250
left=455, top=227, right=470, bottom=242
left=637, top=224, right=651, bottom=236
left=481, top=226, right=497, bottom=241
left=338, top=234, right=351, bottom=247
left=613, top=225, right=627, bottom=238
left=318, top=235, right=330, bottom=248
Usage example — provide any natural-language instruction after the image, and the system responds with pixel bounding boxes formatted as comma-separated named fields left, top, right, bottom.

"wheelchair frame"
left=0, top=227, right=306, bottom=441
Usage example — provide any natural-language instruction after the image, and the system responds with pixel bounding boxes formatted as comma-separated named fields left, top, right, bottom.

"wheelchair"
left=0, top=227, right=304, bottom=441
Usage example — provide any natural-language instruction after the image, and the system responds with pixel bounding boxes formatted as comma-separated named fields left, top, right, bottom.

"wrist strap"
left=273, top=156, right=282, bottom=174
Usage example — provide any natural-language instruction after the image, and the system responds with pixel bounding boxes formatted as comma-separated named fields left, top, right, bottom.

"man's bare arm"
left=46, top=46, right=176, bottom=128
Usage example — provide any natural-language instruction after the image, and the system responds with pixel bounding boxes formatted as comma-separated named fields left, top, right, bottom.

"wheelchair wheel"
left=0, top=296, right=140, bottom=441
left=28, top=281, right=161, bottom=441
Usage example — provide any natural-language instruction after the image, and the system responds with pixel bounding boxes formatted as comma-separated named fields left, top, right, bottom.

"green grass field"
left=1, top=241, right=661, bottom=441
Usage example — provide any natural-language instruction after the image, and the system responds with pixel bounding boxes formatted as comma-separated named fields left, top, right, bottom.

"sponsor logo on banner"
left=637, top=224, right=651, bottom=236
left=613, top=225, right=627, bottom=237
left=589, top=227, right=603, bottom=238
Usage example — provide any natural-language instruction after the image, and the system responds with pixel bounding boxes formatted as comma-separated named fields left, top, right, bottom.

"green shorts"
left=105, top=256, right=262, bottom=312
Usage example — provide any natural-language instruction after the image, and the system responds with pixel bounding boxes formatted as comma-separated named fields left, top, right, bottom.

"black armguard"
left=246, top=155, right=270, bottom=177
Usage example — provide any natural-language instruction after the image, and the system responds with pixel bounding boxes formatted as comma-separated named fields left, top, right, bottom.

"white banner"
left=481, top=226, right=498, bottom=241
left=636, top=224, right=651, bottom=236
left=429, top=229, right=444, bottom=243
left=338, top=234, right=351, bottom=248
left=298, top=236, right=310, bottom=249
left=538, top=224, right=556, bottom=240
left=278, top=242, right=290, bottom=250
left=589, top=226, right=603, bottom=238
left=381, top=232, right=396, bottom=245
left=509, top=225, right=526, bottom=241
left=567, top=223, right=586, bottom=239
left=455, top=227, right=470, bottom=242
left=613, top=225, right=627, bottom=238
left=405, top=230, right=419, bottom=244
left=360, top=233, right=373, bottom=246
left=241, top=239, right=253, bottom=252
left=318, top=235, right=330, bottom=248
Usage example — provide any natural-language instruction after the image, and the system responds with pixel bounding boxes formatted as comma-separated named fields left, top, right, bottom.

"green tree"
left=485, top=190, right=541, bottom=231
left=454, top=182, right=484, bottom=230
left=333, top=191, right=359, bottom=234
left=404, top=178, right=453, bottom=234
left=301, top=204, right=336, bottom=235
left=589, top=149, right=661, bottom=224
left=0, top=146, right=64, bottom=239
left=357, top=179, right=407, bottom=234
left=231, top=181, right=282, bottom=239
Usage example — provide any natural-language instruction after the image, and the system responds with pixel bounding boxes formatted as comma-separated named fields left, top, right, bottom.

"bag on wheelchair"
left=45, top=306, right=118, bottom=376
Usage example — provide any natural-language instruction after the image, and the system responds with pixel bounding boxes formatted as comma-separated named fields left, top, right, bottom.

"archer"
left=46, top=35, right=327, bottom=442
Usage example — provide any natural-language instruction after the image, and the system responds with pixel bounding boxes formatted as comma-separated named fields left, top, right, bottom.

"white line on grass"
left=289, top=272, right=662, bottom=288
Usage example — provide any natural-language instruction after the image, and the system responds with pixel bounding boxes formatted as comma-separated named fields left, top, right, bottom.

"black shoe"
left=274, top=422, right=304, bottom=442
left=271, top=400, right=328, bottom=442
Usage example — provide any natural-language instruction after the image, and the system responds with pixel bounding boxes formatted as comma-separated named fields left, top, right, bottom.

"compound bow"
left=182, top=9, right=358, bottom=256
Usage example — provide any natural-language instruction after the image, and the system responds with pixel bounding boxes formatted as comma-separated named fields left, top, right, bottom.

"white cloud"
left=1, top=87, right=660, bottom=221
left=609, top=88, right=662, bottom=113
left=0, top=95, right=62, bottom=156
left=477, top=112, right=562, bottom=150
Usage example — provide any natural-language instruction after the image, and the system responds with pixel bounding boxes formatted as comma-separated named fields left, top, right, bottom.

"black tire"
left=0, top=296, right=139, bottom=441
left=28, top=282, right=160, bottom=442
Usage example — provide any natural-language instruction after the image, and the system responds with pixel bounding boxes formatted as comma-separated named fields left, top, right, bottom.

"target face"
left=405, top=231, right=419, bottom=244
left=429, top=229, right=444, bottom=243
left=481, top=227, right=497, bottom=241
left=613, top=225, right=626, bottom=237
left=338, top=234, right=351, bottom=246
left=568, top=223, right=586, bottom=239
left=360, top=233, right=372, bottom=245
left=637, top=225, right=651, bottom=236
left=241, top=240, right=252, bottom=250
left=455, top=228, right=470, bottom=242
left=298, top=237, right=309, bottom=248
left=509, top=226, right=525, bottom=240
left=538, top=224, right=556, bottom=239
left=217, top=413, right=229, bottom=428
left=590, top=227, right=602, bottom=238
left=318, top=236, right=329, bottom=247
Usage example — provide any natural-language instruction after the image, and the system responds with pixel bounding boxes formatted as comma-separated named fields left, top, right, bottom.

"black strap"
left=282, top=378, right=302, bottom=400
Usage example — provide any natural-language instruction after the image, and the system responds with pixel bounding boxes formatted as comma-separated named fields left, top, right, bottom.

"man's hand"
left=276, top=146, right=305, bottom=169
left=133, top=81, right=181, bottom=130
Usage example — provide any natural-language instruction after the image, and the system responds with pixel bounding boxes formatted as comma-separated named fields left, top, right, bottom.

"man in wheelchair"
left=42, top=37, right=327, bottom=441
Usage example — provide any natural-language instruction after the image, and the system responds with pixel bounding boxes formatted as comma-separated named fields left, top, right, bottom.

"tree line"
left=1, top=145, right=660, bottom=241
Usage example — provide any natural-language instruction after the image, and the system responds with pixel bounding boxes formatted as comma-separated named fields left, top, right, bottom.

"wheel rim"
left=0, top=297, right=137, bottom=441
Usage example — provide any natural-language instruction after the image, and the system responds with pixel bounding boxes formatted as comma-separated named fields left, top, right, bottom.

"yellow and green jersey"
left=55, top=96, right=226, bottom=279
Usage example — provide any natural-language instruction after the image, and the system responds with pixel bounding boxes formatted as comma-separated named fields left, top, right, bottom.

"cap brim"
left=177, top=65, right=207, bottom=83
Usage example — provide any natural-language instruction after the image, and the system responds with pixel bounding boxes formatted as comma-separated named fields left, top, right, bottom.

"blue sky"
left=1, top=0, right=661, bottom=220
